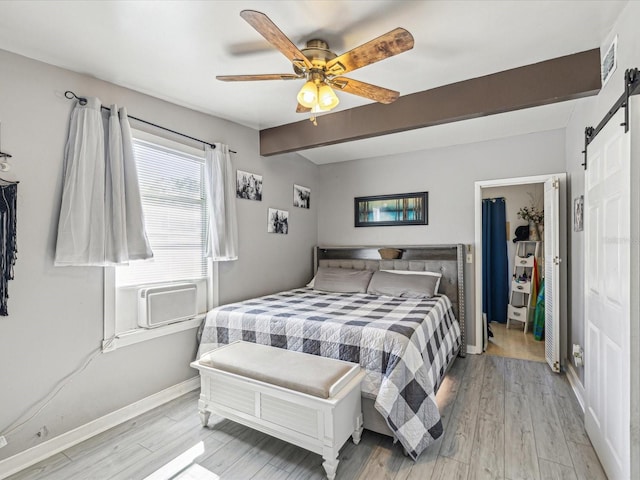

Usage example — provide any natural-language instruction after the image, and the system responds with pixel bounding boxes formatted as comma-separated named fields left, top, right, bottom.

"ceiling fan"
left=217, top=10, right=414, bottom=124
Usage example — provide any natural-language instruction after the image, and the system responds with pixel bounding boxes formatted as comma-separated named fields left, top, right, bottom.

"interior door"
left=584, top=108, right=630, bottom=480
left=544, top=177, right=560, bottom=372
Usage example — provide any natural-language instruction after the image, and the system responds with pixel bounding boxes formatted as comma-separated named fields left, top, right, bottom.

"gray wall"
left=0, top=49, right=318, bottom=459
left=317, top=129, right=566, bottom=350
left=564, top=0, right=640, bottom=385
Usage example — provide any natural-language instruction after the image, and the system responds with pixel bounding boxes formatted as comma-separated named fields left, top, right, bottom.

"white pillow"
left=381, top=270, right=442, bottom=293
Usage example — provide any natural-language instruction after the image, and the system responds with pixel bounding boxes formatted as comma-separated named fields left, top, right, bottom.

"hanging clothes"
left=533, top=278, right=545, bottom=340
left=204, top=144, right=238, bottom=261
left=530, top=257, right=540, bottom=309
left=482, top=197, right=509, bottom=326
left=0, top=182, right=17, bottom=315
left=55, top=98, right=152, bottom=266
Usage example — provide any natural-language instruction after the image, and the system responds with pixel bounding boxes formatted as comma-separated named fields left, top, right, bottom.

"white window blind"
left=115, top=138, right=208, bottom=287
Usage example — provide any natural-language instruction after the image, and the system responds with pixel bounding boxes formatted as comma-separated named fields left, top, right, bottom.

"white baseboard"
left=565, top=363, right=585, bottom=412
left=466, top=344, right=483, bottom=355
left=0, top=377, right=200, bottom=479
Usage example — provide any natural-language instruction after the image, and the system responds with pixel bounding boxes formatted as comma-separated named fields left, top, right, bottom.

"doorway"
left=473, top=174, right=567, bottom=372
left=482, top=184, right=545, bottom=362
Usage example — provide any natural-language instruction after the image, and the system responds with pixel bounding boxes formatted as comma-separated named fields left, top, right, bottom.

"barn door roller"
left=582, top=68, right=640, bottom=170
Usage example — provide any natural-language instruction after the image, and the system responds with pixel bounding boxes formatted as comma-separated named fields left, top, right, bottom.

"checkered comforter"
left=197, top=288, right=461, bottom=460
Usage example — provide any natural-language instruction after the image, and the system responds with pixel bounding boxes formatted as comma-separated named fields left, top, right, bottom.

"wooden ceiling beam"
left=259, top=48, right=601, bottom=156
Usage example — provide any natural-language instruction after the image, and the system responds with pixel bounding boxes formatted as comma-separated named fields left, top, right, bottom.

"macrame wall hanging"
left=0, top=122, right=17, bottom=316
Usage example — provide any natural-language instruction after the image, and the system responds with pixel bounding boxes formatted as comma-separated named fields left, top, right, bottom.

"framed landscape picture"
left=354, top=191, right=428, bottom=227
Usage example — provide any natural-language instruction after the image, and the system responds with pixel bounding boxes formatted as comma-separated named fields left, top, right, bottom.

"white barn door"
left=584, top=108, right=630, bottom=480
left=544, top=177, right=560, bottom=372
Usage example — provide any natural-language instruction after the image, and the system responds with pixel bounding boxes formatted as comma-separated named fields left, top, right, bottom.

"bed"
left=197, top=245, right=465, bottom=459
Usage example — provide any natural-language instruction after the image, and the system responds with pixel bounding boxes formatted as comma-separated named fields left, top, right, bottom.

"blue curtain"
left=482, top=198, right=509, bottom=325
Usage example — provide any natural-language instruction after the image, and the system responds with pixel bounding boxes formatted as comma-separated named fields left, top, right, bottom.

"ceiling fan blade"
left=333, top=77, right=399, bottom=104
left=296, top=103, right=311, bottom=113
left=326, top=28, right=414, bottom=76
left=217, top=74, right=301, bottom=81
left=240, top=10, right=313, bottom=70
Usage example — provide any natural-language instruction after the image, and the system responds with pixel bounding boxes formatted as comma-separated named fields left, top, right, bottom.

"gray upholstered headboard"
left=314, top=245, right=465, bottom=357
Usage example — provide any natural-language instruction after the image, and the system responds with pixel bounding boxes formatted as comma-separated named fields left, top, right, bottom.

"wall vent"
left=601, top=35, right=618, bottom=87
left=138, top=283, right=197, bottom=328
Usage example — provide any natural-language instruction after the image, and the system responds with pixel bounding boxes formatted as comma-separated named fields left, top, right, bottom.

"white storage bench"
left=190, top=341, right=365, bottom=480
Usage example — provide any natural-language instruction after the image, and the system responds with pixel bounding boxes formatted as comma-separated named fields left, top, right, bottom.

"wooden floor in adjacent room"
left=485, top=321, right=546, bottom=363
left=7, top=355, right=606, bottom=480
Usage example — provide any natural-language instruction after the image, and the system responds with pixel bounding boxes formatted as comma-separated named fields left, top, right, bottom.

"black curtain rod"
left=64, top=91, right=237, bottom=154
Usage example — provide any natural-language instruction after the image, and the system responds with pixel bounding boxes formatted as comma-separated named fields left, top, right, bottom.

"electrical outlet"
left=0, top=435, right=7, bottom=449
left=572, top=344, right=584, bottom=368
left=466, top=253, right=473, bottom=263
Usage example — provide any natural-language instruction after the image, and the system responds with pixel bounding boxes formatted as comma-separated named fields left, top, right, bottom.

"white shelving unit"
left=507, top=241, right=542, bottom=333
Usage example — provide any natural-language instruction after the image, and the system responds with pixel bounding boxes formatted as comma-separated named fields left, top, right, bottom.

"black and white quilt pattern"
left=198, top=288, right=462, bottom=460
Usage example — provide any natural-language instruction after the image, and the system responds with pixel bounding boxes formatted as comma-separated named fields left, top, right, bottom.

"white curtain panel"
left=204, top=144, right=238, bottom=261
left=55, top=98, right=152, bottom=266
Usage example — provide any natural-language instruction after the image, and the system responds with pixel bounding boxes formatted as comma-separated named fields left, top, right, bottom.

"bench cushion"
left=198, top=341, right=359, bottom=399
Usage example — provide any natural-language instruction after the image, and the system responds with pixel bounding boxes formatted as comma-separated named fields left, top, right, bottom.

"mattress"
left=197, top=288, right=461, bottom=459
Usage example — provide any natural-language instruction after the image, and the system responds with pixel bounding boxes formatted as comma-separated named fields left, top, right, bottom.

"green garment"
left=533, top=278, right=545, bottom=341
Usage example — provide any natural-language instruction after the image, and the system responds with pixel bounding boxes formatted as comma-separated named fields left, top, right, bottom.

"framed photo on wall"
left=267, top=208, right=288, bottom=234
left=293, top=184, right=310, bottom=209
left=236, top=170, right=263, bottom=201
left=574, top=195, right=584, bottom=232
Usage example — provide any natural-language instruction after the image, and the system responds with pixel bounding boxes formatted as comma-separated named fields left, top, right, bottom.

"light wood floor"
left=486, top=321, right=546, bottom=363
left=7, top=355, right=606, bottom=480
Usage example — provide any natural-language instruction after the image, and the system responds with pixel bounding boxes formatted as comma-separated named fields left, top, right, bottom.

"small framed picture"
left=574, top=195, right=584, bottom=232
left=236, top=170, right=263, bottom=201
left=293, top=184, right=310, bottom=209
left=267, top=208, right=288, bottom=234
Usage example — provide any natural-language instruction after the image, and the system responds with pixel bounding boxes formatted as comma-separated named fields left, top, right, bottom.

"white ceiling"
left=0, top=1, right=627, bottom=163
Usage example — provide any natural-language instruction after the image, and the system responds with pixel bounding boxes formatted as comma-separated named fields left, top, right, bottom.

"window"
left=116, top=138, right=208, bottom=287
left=103, top=131, right=215, bottom=351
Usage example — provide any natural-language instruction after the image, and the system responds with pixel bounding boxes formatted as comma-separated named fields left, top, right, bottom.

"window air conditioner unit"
left=138, top=283, right=198, bottom=328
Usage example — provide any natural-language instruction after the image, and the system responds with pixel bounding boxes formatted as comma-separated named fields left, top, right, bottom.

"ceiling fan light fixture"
left=318, top=84, right=339, bottom=110
left=220, top=12, right=413, bottom=120
left=297, top=81, right=318, bottom=108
